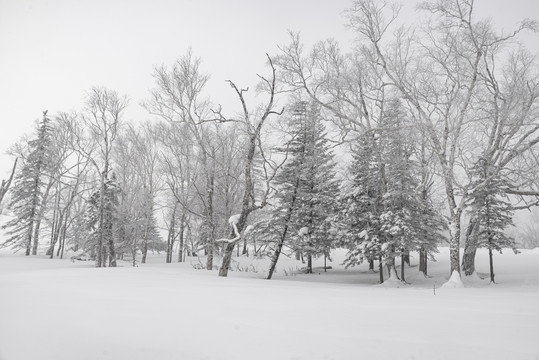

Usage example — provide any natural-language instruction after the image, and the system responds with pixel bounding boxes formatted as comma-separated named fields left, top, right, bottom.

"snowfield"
left=1, top=248, right=538, bottom=360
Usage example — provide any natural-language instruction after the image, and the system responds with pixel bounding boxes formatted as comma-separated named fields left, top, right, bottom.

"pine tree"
left=339, top=99, right=442, bottom=283
left=338, top=132, right=386, bottom=282
left=2, top=111, right=54, bottom=255
left=379, top=101, right=442, bottom=281
left=467, top=157, right=515, bottom=283
left=87, top=172, right=121, bottom=266
left=266, top=101, right=339, bottom=278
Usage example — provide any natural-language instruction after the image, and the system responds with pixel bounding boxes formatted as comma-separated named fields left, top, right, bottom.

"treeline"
left=2, top=0, right=539, bottom=284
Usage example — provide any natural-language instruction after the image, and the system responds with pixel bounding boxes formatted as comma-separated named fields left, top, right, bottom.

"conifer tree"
left=266, top=101, right=339, bottom=278
left=379, top=101, right=442, bottom=281
left=338, top=133, right=386, bottom=282
left=467, top=157, right=515, bottom=283
left=2, top=111, right=54, bottom=255
left=87, top=173, right=121, bottom=266
left=339, top=100, right=442, bottom=283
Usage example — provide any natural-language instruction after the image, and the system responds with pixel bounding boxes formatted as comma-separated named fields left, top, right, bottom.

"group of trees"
left=2, top=0, right=539, bottom=284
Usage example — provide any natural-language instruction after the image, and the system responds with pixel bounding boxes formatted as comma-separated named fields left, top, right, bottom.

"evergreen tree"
left=339, top=100, right=442, bottom=283
left=87, top=172, right=121, bottom=266
left=266, top=101, right=339, bottom=278
left=379, top=101, right=442, bottom=281
left=467, top=157, right=515, bottom=283
left=338, top=132, right=386, bottom=281
left=2, top=111, right=54, bottom=255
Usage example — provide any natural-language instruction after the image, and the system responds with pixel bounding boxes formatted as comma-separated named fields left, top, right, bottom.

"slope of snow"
left=0, top=248, right=538, bottom=360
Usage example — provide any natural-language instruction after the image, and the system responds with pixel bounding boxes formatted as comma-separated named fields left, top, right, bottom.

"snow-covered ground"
left=1, top=247, right=538, bottom=360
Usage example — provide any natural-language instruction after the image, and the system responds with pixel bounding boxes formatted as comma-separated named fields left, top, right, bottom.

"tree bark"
left=489, top=247, right=495, bottom=283
left=368, top=258, right=374, bottom=271
left=178, top=212, right=185, bottom=263
left=419, top=247, right=428, bottom=276
left=378, top=256, right=384, bottom=284
left=166, top=206, right=175, bottom=263
left=462, top=217, right=479, bottom=276
left=266, top=179, right=300, bottom=280
left=400, top=250, right=406, bottom=282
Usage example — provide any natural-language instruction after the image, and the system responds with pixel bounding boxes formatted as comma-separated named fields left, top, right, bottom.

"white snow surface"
left=440, top=270, right=465, bottom=288
left=1, top=247, right=539, bottom=360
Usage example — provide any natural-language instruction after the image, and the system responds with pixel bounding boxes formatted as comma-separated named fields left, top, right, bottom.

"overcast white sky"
left=1, top=0, right=538, bottom=178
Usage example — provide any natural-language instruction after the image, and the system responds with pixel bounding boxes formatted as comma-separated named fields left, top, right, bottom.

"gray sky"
left=1, top=0, right=538, bottom=178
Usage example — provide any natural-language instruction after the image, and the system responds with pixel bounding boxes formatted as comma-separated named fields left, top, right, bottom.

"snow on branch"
left=215, top=214, right=242, bottom=244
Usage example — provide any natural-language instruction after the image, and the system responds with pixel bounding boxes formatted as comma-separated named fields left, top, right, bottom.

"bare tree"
left=0, top=158, right=17, bottom=206
left=82, top=86, right=129, bottom=267
left=145, top=51, right=220, bottom=270
left=213, top=55, right=284, bottom=277
left=345, top=0, right=539, bottom=278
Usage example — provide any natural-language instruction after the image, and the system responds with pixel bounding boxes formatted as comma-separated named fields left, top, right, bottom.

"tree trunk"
left=419, top=247, right=428, bottom=276
left=25, top=223, right=33, bottom=256
left=59, top=214, right=69, bottom=259
left=242, top=238, right=248, bottom=256
left=462, top=217, right=479, bottom=276
left=402, top=250, right=410, bottom=266
left=448, top=208, right=463, bottom=275
left=385, top=246, right=399, bottom=281
left=378, top=255, right=384, bottom=284
left=306, top=254, right=313, bottom=274
left=32, top=177, right=54, bottom=255
left=47, top=189, right=61, bottom=258
left=266, top=237, right=285, bottom=280
left=206, top=173, right=216, bottom=271
left=96, top=171, right=106, bottom=268
left=178, top=212, right=185, bottom=263
left=166, top=208, right=175, bottom=263
left=107, top=231, right=117, bottom=267
left=489, top=247, right=495, bottom=283
left=266, top=180, right=300, bottom=280
left=400, top=251, right=405, bottom=282
left=368, top=258, right=374, bottom=271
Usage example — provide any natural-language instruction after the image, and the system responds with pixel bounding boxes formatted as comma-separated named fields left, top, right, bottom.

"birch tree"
left=145, top=51, right=219, bottom=270
left=213, top=55, right=283, bottom=277
left=82, top=86, right=128, bottom=267
left=345, top=0, right=539, bottom=278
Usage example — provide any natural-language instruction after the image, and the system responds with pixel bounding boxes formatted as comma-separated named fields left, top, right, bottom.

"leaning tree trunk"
left=266, top=180, right=300, bottom=280
left=218, top=58, right=281, bottom=277
left=47, top=190, right=61, bottom=257
left=0, top=158, right=17, bottom=206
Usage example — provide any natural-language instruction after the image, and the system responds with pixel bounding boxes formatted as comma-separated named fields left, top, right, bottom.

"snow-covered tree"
left=467, top=158, right=516, bottom=283
left=339, top=100, right=443, bottom=283
left=2, top=111, right=54, bottom=255
left=83, top=86, right=128, bottom=267
left=338, top=133, right=385, bottom=281
left=86, top=173, right=121, bottom=266
left=266, top=101, right=339, bottom=278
